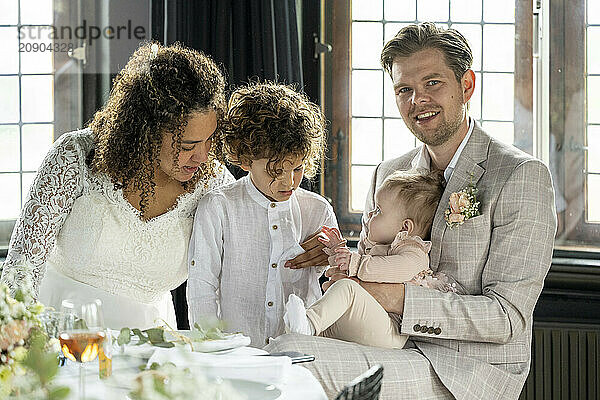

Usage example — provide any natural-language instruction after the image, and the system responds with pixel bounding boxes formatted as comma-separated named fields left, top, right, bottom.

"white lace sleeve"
left=0, top=132, right=86, bottom=297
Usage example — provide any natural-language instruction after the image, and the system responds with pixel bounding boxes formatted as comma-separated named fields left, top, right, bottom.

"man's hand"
left=285, top=231, right=329, bottom=269
left=359, top=281, right=405, bottom=316
left=321, top=268, right=405, bottom=315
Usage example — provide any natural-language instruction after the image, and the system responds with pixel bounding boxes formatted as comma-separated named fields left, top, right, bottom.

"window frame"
left=0, top=0, right=89, bottom=250
left=0, top=1, right=56, bottom=248
left=550, top=0, right=600, bottom=244
left=325, top=0, right=534, bottom=238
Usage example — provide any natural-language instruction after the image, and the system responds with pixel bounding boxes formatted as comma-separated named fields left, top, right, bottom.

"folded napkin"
left=172, top=333, right=251, bottom=353
left=147, top=347, right=291, bottom=385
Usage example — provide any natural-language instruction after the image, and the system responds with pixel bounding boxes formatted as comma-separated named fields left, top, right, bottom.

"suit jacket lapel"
left=429, top=124, right=491, bottom=270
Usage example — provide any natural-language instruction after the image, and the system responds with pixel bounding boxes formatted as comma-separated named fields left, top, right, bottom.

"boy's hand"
left=285, top=230, right=329, bottom=269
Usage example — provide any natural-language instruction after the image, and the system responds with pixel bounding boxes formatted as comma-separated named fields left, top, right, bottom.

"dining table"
left=54, top=335, right=328, bottom=400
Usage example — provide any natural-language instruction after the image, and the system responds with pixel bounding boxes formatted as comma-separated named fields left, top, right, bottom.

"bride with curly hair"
left=0, top=42, right=233, bottom=329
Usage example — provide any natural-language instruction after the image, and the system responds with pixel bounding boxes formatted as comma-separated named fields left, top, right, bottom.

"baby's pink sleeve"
left=352, top=245, right=429, bottom=283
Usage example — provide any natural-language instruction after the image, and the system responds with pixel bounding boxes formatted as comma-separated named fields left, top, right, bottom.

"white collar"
left=410, top=117, right=474, bottom=182
left=243, top=174, right=294, bottom=209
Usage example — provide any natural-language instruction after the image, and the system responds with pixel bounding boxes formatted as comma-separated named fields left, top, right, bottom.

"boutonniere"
left=444, top=176, right=480, bottom=228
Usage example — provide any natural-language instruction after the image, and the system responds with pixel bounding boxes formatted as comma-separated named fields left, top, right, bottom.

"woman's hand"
left=285, top=230, right=329, bottom=269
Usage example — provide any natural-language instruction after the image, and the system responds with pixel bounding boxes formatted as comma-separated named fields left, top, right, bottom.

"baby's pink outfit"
left=307, top=231, right=463, bottom=349
left=349, top=231, right=462, bottom=293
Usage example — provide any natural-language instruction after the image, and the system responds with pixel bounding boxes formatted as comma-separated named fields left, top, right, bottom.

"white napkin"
left=171, top=332, right=251, bottom=353
left=147, top=347, right=292, bottom=385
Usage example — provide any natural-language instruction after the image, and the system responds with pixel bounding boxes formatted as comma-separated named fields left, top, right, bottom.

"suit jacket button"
left=434, top=327, right=442, bottom=335
left=413, top=324, right=421, bottom=332
left=427, top=327, right=435, bottom=334
left=420, top=325, right=428, bottom=333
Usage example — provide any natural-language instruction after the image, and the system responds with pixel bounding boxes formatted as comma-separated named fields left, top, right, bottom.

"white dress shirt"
left=187, top=175, right=339, bottom=346
left=411, top=117, right=475, bottom=181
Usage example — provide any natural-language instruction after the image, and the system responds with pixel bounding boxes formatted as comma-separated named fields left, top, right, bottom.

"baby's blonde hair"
left=378, top=169, right=445, bottom=239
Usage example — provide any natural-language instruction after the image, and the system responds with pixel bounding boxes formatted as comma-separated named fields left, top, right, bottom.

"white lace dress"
left=0, top=129, right=234, bottom=329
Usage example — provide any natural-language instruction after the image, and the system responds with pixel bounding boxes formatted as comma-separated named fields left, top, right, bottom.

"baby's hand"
left=318, top=226, right=347, bottom=249
left=332, top=247, right=352, bottom=271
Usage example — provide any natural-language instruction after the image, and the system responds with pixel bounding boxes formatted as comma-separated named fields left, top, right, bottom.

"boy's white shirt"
left=187, top=174, right=338, bottom=346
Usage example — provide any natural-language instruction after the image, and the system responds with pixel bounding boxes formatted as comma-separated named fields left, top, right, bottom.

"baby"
left=187, top=82, right=338, bottom=346
left=284, top=169, right=463, bottom=349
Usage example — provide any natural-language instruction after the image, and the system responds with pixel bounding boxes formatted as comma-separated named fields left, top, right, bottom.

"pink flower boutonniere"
left=444, top=179, right=480, bottom=228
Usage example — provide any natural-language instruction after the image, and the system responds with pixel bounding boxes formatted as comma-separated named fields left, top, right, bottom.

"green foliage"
left=117, top=327, right=174, bottom=348
left=117, top=327, right=131, bottom=346
left=189, top=322, right=228, bottom=341
left=116, top=319, right=229, bottom=352
left=13, top=289, right=25, bottom=303
left=48, top=387, right=70, bottom=400
left=22, top=346, right=59, bottom=386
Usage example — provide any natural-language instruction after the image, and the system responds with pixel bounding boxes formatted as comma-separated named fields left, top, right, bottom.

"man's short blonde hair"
left=378, top=169, right=445, bottom=239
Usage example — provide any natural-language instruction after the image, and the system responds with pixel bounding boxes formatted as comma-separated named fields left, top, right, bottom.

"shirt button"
left=265, top=338, right=269, bottom=345
left=427, top=327, right=435, bottom=334
left=270, top=203, right=276, bottom=208
left=413, top=324, right=421, bottom=332
left=272, top=225, right=278, bottom=230
left=267, top=301, right=273, bottom=307
left=420, top=325, right=428, bottom=334
left=190, top=260, right=195, bottom=266
left=434, top=327, right=442, bottom=335
left=271, top=263, right=277, bottom=269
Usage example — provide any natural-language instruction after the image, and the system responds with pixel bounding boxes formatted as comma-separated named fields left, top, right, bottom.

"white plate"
left=227, top=378, right=281, bottom=400
left=117, top=377, right=281, bottom=399
left=165, top=330, right=252, bottom=353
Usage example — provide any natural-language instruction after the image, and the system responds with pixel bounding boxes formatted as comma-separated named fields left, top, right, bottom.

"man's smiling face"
left=391, top=48, right=473, bottom=147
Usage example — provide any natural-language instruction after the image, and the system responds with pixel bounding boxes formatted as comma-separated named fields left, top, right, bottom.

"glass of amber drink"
left=59, top=298, right=105, bottom=400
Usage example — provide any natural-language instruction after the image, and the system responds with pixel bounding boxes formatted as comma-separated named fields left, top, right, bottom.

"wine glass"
left=59, top=299, right=106, bottom=400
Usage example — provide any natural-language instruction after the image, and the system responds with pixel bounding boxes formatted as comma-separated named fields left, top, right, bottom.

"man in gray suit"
left=267, top=23, right=556, bottom=399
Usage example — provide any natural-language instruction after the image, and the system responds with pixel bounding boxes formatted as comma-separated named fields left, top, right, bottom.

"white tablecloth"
left=55, top=345, right=327, bottom=400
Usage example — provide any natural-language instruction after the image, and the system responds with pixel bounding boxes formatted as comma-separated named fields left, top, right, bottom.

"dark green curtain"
left=153, top=0, right=305, bottom=329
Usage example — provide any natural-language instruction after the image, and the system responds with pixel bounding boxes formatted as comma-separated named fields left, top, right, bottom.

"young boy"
left=284, top=170, right=464, bottom=349
left=187, top=82, right=338, bottom=346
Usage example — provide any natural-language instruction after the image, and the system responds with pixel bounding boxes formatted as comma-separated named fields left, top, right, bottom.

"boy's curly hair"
left=88, top=42, right=226, bottom=217
left=223, top=82, right=326, bottom=179
left=379, top=169, right=445, bottom=239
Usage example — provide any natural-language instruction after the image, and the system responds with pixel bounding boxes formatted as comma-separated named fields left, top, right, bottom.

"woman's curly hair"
left=88, top=42, right=226, bottom=217
left=223, top=82, right=326, bottom=179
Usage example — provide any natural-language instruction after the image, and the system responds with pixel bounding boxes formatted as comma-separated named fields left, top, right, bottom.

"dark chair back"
left=334, top=364, right=384, bottom=400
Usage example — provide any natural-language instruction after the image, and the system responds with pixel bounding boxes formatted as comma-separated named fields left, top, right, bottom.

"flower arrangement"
left=0, top=283, right=67, bottom=400
left=444, top=180, right=480, bottom=228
